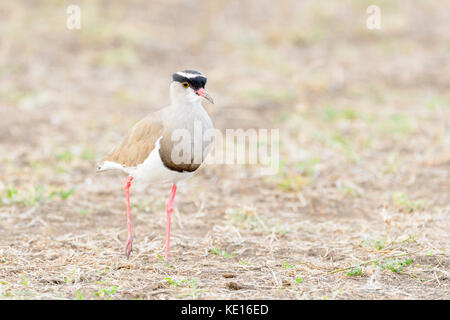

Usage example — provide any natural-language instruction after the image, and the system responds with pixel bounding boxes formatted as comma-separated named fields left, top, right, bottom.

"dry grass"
left=0, top=0, right=449, bottom=299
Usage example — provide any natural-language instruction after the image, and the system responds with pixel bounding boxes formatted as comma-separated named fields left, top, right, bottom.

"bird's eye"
left=182, top=82, right=190, bottom=88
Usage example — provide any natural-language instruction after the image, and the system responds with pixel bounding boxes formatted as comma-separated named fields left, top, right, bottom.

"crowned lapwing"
left=97, top=70, right=214, bottom=260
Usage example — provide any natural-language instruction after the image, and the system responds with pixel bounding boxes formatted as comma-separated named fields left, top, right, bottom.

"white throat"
left=170, top=83, right=203, bottom=107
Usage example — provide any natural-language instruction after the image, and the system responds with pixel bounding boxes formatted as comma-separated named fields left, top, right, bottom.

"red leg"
left=124, top=176, right=134, bottom=259
left=165, top=184, right=177, bottom=261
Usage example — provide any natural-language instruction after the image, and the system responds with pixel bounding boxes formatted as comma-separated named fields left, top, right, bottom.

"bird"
left=97, top=70, right=214, bottom=260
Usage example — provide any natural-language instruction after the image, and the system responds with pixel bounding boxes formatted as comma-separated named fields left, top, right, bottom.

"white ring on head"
left=176, top=71, right=206, bottom=79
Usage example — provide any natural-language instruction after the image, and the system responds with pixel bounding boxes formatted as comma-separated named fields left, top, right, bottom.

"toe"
left=124, top=240, right=133, bottom=259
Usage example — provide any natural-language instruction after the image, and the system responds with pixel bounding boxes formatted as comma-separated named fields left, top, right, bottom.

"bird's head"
left=170, top=70, right=214, bottom=106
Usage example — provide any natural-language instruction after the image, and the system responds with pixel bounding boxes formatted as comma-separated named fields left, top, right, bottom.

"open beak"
left=195, top=88, right=214, bottom=104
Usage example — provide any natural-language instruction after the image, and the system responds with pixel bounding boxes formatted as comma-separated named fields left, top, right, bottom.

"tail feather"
left=97, top=161, right=125, bottom=172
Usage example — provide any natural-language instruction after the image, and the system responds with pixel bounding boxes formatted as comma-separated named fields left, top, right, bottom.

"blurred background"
left=0, top=0, right=448, bottom=299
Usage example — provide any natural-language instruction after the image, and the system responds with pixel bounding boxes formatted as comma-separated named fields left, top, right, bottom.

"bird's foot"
left=124, top=236, right=133, bottom=259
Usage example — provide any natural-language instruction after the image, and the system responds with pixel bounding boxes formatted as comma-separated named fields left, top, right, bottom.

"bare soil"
left=0, top=0, right=448, bottom=299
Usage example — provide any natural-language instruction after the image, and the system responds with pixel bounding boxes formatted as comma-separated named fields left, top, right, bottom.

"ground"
left=0, top=0, right=449, bottom=299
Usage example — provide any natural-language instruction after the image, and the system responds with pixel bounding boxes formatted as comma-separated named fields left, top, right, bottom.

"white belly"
left=130, top=137, right=194, bottom=184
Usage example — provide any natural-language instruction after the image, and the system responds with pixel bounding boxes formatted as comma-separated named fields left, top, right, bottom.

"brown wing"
left=103, top=113, right=164, bottom=168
